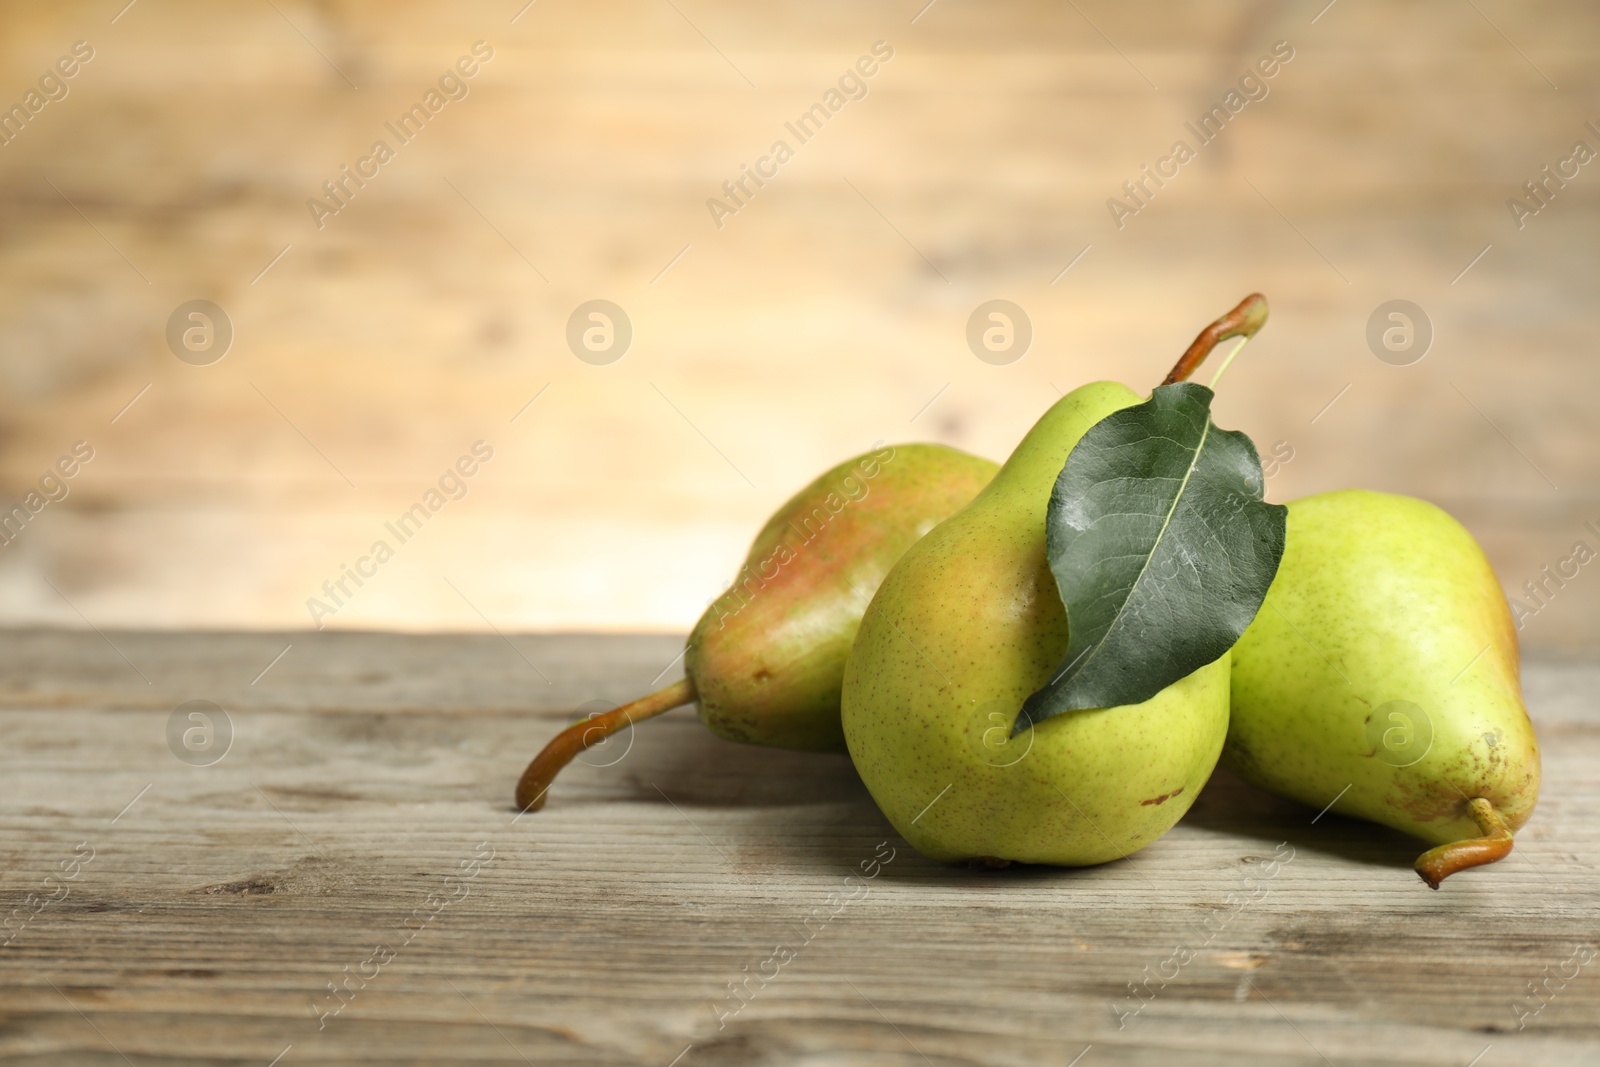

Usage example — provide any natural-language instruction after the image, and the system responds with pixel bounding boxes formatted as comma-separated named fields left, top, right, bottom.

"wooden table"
left=2, top=630, right=1596, bottom=1065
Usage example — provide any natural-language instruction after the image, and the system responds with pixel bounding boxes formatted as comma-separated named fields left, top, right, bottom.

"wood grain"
left=1, top=630, right=1596, bottom=1065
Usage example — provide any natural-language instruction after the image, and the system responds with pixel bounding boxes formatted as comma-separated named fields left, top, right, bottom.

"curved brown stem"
left=515, top=677, right=696, bottom=812
left=1161, top=293, right=1270, bottom=385
left=1414, top=797, right=1514, bottom=889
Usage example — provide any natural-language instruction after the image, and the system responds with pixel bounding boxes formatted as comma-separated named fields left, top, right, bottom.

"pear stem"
left=1413, top=798, right=1514, bottom=889
left=514, top=677, right=697, bottom=812
left=1161, top=293, right=1270, bottom=386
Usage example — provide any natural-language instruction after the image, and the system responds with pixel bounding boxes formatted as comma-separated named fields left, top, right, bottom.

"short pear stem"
left=515, top=677, right=696, bottom=812
left=1161, top=293, right=1270, bottom=386
left=1413, top=798, right=1514, bottom=889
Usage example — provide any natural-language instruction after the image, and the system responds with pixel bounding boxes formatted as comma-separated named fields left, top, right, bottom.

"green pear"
left=1226, top=490, right=1541, bottom=886
left=516, top=443, right=998, bottom=810
left=841, top=382, right=1231, bottom=865
left=687, top=443, right=999, bottom=750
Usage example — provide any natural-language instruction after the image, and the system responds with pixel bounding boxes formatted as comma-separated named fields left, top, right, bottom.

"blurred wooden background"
left=0, top=0, right=1595, bottom=649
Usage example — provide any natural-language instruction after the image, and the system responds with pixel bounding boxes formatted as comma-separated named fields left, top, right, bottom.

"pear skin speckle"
left=842, top=382, right=1231, bottom=866
left=1226, top=490, right=1540, bottom=846
left=688, top=444, right=998, bottom=753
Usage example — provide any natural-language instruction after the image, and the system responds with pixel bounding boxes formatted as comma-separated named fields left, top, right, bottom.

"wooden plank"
left=0, top=631, right=1596, bottom=1065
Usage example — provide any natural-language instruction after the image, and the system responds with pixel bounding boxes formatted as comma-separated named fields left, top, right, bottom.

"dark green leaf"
left=1016, top=382, right=1285, bottom=733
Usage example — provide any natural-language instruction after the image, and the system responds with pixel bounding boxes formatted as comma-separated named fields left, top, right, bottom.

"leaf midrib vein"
left=1060, top=411, right=1213, bottom=691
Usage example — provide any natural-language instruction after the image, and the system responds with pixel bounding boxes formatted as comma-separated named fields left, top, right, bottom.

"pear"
left=515, top=443, right=998, bottom=811
left=840, top=381, right=1231, bottom=865
left=1226, top=490, right=1541, bottom=886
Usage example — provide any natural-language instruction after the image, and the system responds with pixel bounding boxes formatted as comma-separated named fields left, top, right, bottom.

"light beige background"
left=0, top=1, right=1594, bottom=650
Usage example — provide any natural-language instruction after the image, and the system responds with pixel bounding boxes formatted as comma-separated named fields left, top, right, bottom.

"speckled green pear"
left=841, top=382, right=1232, bottom=865
left=1226, top=490, right=1540, bottom=882
left=516, top=442, right=998, bottom=813
left=687, top=443, right=999, bottom=751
